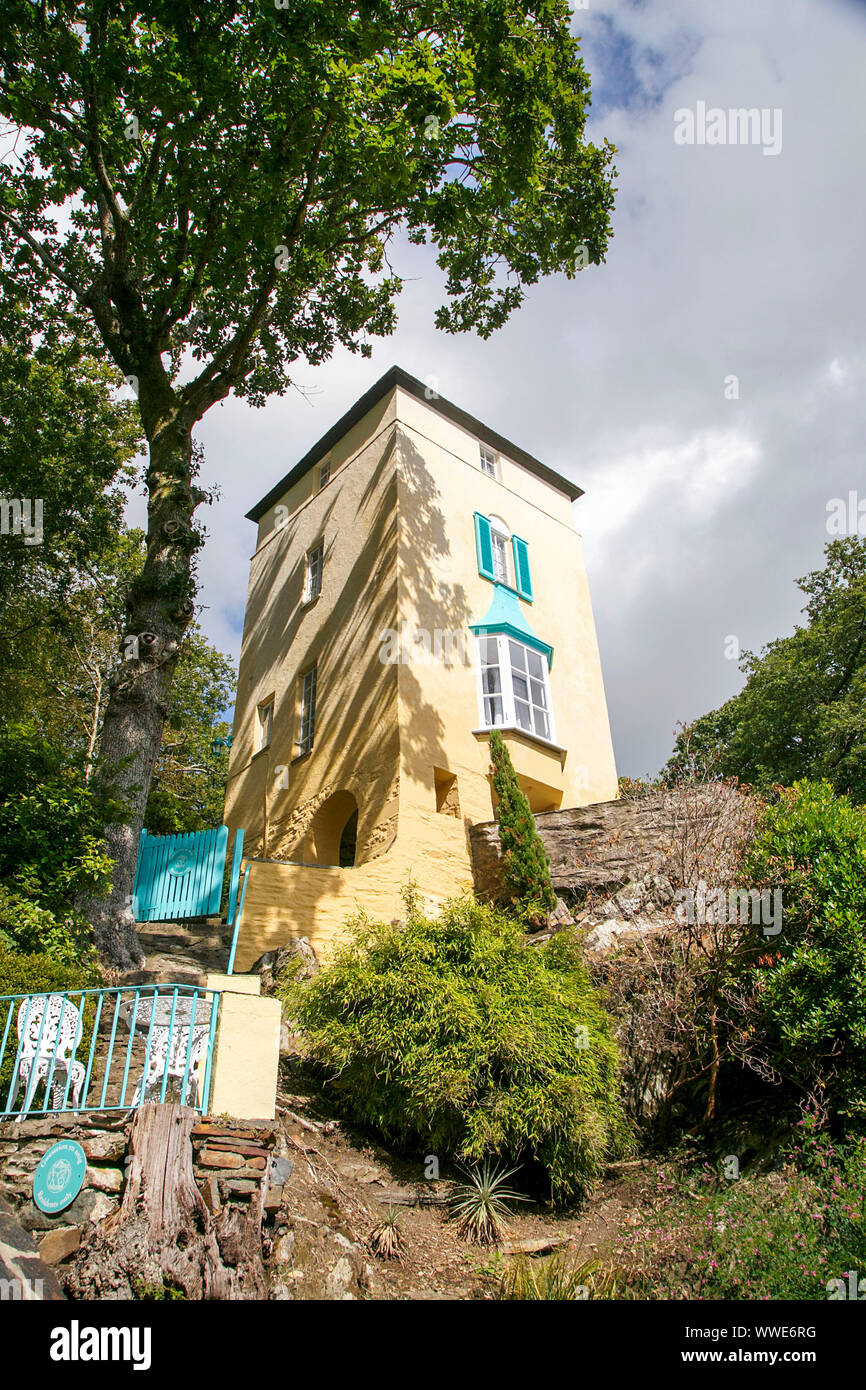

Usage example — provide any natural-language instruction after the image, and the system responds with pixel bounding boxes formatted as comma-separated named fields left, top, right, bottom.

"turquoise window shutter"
left=512, top=535, right=533, bottom=600
left=474, top=512, right=495, bottom=580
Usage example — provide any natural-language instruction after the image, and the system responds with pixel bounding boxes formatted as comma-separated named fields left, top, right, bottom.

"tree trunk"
left=78, top=406, right=202, bottom=969
left=65, top=1103, right=267, bottom=1300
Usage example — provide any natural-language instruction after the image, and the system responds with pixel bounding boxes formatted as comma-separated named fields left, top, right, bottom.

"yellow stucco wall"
left=225, top=378, right=618, bottom=967
left=223, top=390, right=401, bottom=865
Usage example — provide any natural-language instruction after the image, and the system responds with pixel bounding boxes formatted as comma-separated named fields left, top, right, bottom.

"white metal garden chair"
left=131, top=1019, right=211, bottom=1108
left=119, top=992, right=212, bottom=1109
left=11, top=994, right=85, bottom=1120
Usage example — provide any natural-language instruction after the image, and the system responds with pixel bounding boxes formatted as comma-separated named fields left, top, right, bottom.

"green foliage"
left=0, top=886, right=97, bottom=970
left=0, top=942, right=100, bottom=998
left=500, top=1251, right=615, bottom=1300
left=0, top=3, right=615, bottom=399
left=488, top=730, right=557, bottom=923
left=0, top=724, right=115, bottom=913
left=622, top=1132, right=866, bottom=1301
left=144, top=626, right=235, bottom=835
left=739, top=780, right=866, bottom=1121
left=664, top=539, right=866, bottom=801
left=0, top=529, right=145, bottom=767
left=0, top=337, right=141, bottom=605
left=284, top=894, right=630, bottom=1203
left=699, top=1134, right=866, bottom=1301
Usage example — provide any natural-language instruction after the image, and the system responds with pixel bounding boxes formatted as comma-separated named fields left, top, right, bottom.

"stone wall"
left=0, top=1111, right=285, bottom=1278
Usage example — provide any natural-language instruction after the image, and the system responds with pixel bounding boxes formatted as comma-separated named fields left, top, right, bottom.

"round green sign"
left=169, top=849, right=193, bottom=875
left=33, top=1140, right=87, bottom=1214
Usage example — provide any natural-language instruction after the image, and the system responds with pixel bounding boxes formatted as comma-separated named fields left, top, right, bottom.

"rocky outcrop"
left=470, top=787, right=753, bottom=918
left=469, top=794, right=687, bottom=904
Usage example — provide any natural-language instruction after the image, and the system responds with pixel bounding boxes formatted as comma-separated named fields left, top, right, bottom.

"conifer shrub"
left=488, top=729, right=557, bottom=925
left=283, top=894, right=630, bottom=1203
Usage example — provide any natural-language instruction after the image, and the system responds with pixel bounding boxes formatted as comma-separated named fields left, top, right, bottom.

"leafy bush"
left=0, top=885, right=97, bottom=968
left=283, top=894, right=630, bottom=1203
left=0, top=724, right=115, bottom=912
left=697, top=1132, right=866, bottom=1300
left=740, top=780, right=866, bottom=1122
left=489, top=730, right=556, bottom=924
left=619, top=1130, right=866, bottom=1301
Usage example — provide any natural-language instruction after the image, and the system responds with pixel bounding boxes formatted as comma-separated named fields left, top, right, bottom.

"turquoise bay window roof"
left=469, top=584, right=554, bottom=668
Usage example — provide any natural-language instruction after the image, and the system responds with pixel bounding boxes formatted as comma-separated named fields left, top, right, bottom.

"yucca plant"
left=450, top=1160, right=528, bottom=1245
left=369, top=1205, right=404, bottom=1261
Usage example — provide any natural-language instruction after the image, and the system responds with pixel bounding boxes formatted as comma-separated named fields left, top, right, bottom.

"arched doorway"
left=339, top=809, right=358, bottom=867
left=310, top=791, right=359, bottom=866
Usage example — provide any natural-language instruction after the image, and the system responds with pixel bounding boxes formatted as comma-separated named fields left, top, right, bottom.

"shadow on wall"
left=395, top=430, right=474, bottom=811
left=231, top=424, right=474, bottom=936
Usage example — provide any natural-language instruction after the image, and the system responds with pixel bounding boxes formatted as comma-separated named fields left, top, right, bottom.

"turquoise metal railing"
left=0, top=984, right=220, bottom=1119
left=226, top=863, right=251, bottom=976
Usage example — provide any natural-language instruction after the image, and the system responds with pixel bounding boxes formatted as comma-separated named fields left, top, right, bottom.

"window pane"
left=514, top=700, right=532, bottom=732
left=513, top=672, right=529, bottom=701
left=480, top=636, right=499, bottom=665
left=527, top=650, right=544, bottom=680
left=535, top=709, right=550, bottom=740
left=484, top=695, right=504, bottom=725
left=299, top=667, right=317, bottom=751
left=492, top=534, right=508, bottom=583
left=530, top=678, right=547, bottom=709
left=482, top=667, right=501, bottom=695
left=508, top=640, right=527, bottom=671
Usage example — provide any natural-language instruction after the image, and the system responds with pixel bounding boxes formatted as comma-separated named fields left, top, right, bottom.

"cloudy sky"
left=132, top=0, right=866, bottom=779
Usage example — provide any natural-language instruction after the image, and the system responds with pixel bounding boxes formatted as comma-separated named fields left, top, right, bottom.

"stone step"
left=121, top=966, right=208, bottom=989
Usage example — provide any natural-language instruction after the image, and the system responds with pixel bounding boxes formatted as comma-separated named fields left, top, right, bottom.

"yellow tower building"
left=224, top=366, right=617, bottom=968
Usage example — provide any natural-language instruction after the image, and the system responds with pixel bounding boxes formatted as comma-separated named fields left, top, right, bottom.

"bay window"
left=477, top=635, right=554, bottom=742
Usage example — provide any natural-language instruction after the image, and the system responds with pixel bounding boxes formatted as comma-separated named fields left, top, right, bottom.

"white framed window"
left=488, top=515, right=511, bottom=586
left=297, top=664, right=318, bottom=755
left=317, top=459, right=331, bottom=491
left=479, top=444, right=498, bottom=479
left=304, top=541, right=323, bottom=602
left=476, top=635, right=554, bottom=743
left=256, top=697, right=274, bottom=752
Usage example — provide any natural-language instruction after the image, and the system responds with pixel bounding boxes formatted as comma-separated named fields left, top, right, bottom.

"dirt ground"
left=267, top=1060, right=663, bottom=1300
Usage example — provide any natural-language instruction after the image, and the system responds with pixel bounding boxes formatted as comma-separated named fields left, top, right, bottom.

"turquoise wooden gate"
left=133, top=827, right=244, bottom=924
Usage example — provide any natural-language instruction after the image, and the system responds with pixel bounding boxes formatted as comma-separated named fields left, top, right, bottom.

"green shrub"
left=740, top=780, right=866, bottom=1122
left=283, top=894, right=630, bottom=1203
left=0, top=943, right=101, bottom=1107
left=696, top=1132, right=866, bottom=1300
left=489, top=730, right=556, bottom=924
left=627, top=1130, right=866, bottom=1301
left=0, top=885, right=97, bottom=968
left=0, top=723, right=115, bottom=913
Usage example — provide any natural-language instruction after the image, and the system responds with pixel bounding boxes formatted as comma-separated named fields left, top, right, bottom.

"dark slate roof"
left=245, top=365, right=583, bottom=522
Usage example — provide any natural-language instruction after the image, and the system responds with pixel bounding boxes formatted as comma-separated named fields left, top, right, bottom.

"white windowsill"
left=472, top=725, right=566, bottom=757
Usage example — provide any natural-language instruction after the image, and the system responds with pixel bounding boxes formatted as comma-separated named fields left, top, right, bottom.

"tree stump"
left=65, top=1103, right=266, bottom=1300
